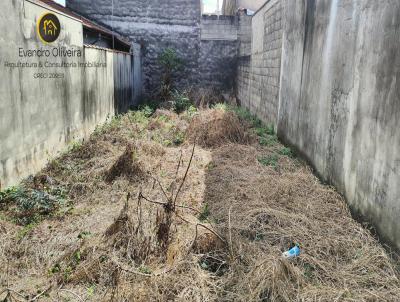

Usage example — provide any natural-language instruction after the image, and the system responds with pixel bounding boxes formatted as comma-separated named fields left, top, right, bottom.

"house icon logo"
left=37, top=12, right=61, bottom=43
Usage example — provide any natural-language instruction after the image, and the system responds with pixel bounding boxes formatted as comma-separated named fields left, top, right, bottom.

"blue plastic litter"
left=282, top=245, right=301, bottom=259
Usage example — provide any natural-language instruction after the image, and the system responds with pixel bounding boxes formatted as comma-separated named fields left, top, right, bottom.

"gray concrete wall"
left=0, top=0, right=135, bottom=188
left=277, top=0, right=400, bottom=249
left=237, top=0, right=283, bottom=125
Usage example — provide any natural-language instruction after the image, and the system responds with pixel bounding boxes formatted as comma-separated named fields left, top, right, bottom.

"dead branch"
left=58, top=289, right=84, bottom=302
left=151, top=176, right=171, bottom=201
left=175, top=213, right=227, bottom=246
left=29, top=285, right=52, bottom=302
left=173, top=142, right=196, bottom=207
left=175, top=149, right=183, bottom=177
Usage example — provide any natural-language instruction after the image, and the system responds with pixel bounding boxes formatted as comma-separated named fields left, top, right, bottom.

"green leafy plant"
left=172, top=90, right=192, bottom=114
left=186, top=105, right=198, bottom=117
left=158, top=48, right=183, bottom=100
left=138, top=105, right=154, bottom=118
left=0, top=185, right=66, bottom=225
left=173, top=131, right=185, bottom=146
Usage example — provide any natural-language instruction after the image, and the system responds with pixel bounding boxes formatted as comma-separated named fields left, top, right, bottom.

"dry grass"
left=0, top=107, right=399, bottom=301
left=186, top=109, right=253, bottom=148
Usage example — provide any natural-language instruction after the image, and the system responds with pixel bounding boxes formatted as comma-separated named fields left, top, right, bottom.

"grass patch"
left=279, top=147, right=294, bottom=158
left=198, top=203, right=210, bottom=222
left=258, top=154, right=279, bottom=168
left=259, top=136, right=278, bottom=146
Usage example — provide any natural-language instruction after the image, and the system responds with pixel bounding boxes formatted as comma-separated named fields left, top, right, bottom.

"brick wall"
left=237, top=0, right=283, bottom=126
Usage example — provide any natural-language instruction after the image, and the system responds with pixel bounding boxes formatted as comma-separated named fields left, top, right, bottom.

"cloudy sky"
left=53, top=0, right=221, bottom=13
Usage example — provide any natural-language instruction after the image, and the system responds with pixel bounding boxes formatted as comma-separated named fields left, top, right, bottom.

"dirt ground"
left=1, top=106, right=400, bottom=302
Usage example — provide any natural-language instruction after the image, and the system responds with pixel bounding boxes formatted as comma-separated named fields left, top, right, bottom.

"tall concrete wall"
left=67, top=0, right=202, bottom=95
left=278, top=0, right=400, bottom=249
left=237, top=0, right=283, bottom=124
left=0, top=0, right=135, bottom=188
left=236, top=0, right=400, bottom=249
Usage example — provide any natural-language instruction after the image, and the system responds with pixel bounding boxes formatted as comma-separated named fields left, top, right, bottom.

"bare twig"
left=173, top=142, right=196, bottom=207
left=139, top=192, right=169, bottom=208
left=151, top=176, right=171, bottom=201
left=59, top=289, right=84, bottom=302
left=228, top=205, right=234, bottom=257
left=175, top=149, right=183, bottom=177
left=175, top=213, right=227, bottom=245
left=29, top=285, right=52, bottom=301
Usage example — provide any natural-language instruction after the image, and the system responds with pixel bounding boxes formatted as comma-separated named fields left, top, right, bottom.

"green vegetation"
left=259, top=136, right=278, bottom=146
left=212, top=103, right=228, bottom=111
left=68, top=140, right=83, bottom=153
left=258, top=154, right=279, bottom=168
left=173, top=131, right=185, bottom=146
left=93, top=114, right=123, bottom=136
left=158, top=48, right=183, bottom=100
left=279, top=147, right=294, bottom=158
left=198, top=203, right=210, bottom=222
left=138, top=266, right=152, bottom=275
left=172, top=90, right=192, bottom=114
left=0, top=184, right=67, bottom=226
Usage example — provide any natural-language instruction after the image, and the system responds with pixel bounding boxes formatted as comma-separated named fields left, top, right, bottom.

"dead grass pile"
left=1, top=106, right=400, bottom=302
left=204, top=144, right=400, bottom=301
left=186, top=109, right=251, bottom=148
left=104, top=144, right=146, bottom=183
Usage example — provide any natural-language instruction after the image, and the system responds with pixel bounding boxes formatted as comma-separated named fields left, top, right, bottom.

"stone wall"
left=0, top=0, right=136, bottom=188
left=67, top=0, right=202, bottom=95
left=67, top=0, right=242, bottom=95
left=199, top=15, right=239, bottom=91
left=278, top=0, right=400, bottom=250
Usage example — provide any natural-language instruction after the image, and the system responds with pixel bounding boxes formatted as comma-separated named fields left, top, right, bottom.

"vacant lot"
left=1, top=105, right=399, bottom=301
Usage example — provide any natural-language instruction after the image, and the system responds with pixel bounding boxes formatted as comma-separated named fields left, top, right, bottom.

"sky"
left=53, top=0, right=221, bottom=13
left=54, top=0, right=65, bottom=6
left=203, top=0, right=222, bottom=13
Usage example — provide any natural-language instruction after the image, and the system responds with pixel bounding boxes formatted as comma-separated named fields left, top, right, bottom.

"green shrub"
left=173, top=131, right=185, bottom=146
left=186, top=105, right=198, bottom=117
left=158, top=48, right=183, bottom=100
left=172, top=90, right=192, bottom=114
left=138, top=105, right=154, bottom=118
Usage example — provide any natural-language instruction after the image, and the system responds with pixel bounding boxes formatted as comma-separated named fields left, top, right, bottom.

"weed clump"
left=104, top=144, right=146, bottom=183
left=186, top=109, right=251, bottom=148
left=0, top=182, right=66, bottom=225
